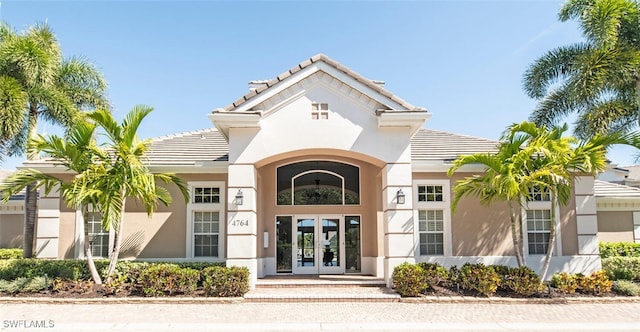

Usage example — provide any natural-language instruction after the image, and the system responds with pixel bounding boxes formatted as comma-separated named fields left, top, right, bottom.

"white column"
left=382, top=162, right=415, bottom=287
left=35, top=186, right=60, bottom=258
left=633, top=212, right=640, bottom=243
left=574, top=176, right=601, bottom=271
left=226, top=164, right=258, bottom=288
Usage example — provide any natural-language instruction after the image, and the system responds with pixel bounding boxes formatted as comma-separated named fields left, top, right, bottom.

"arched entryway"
left=255, top=152, right=383, bottom=277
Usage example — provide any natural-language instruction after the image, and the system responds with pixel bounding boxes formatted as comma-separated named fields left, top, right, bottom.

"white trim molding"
left=186, top=181, right=226, bottom=260
left=413, top=179, right=453, bottom=257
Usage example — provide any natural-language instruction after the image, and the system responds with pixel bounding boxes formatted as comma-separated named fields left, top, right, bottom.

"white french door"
left=293, top=215, right=344, bottom=274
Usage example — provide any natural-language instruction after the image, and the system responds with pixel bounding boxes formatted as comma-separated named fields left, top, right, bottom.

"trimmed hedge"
left=137, top=264, right=200, bottom=296
left=600, top=242, right=640, bottom=259
left=0, top=259, right=107, bottom=280
left=602, top=257, right=640, bottom=281
left=0, top=259, right=225, bottom=281
left=0, top=249, right=23, bottom=260
left=392, top=262, right=427, bottom=297
left=202, top=266, right=250, bottom=297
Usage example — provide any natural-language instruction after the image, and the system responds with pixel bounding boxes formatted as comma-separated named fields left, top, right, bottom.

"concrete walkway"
left=2, top=301, right=640, bottom=331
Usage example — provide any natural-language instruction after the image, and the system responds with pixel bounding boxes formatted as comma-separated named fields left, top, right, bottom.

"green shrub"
left=0, top=249, right=23, bottom=260
left=391, top=262, right=427, bottom=297
left=0, top=277, right=48, bottom=293
left=137, top=264, right=200, bottom=296
left=613, top=280, right=640, bottom=296
left=458, top=263, right=501, bottom=296
left=602, top=257, right=640, bottom=280
left=416, top=262, right=450, bottom=289
left=501, top=266, right=542, bottom=296
left=201, top=266, right=249, bottom=297
left=0, top=259, right=110, bottom=281
left=578, top=270, right=613, bottom=295
left=550, top=272, right=580, bottom=294
left=599, top=242, right=640, bottom=258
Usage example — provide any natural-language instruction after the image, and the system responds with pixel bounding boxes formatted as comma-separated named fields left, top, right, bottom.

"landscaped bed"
left=0, top=256, right=249, bottom=298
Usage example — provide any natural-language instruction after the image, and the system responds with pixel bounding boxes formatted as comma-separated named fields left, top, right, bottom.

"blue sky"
left=1, top=0, right=637, bottom=169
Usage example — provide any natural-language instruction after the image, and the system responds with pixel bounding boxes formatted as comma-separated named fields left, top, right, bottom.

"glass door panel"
left=345, top=216, right=361, bottom=273
left=276, top=216, right=292, bottom=273
left=292, top=215, right=345, bottom=274
left=319, top=217, right=343, bottom=274
left=295, top=217, right=317, bottom=274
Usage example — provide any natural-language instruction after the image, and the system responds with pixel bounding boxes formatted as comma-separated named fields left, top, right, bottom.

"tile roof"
left=410, top=129, right=499, bottom=162
left=594, top=180, right=640, bottom=198
left=145, top=128, right=229, bottom=165
left=220, top=54, right=418, bottom=112
left=142, top=128, right=498, bottom=166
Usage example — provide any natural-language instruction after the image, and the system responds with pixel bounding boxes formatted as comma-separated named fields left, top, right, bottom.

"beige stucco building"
left=1, top=55, right=605, bottom=286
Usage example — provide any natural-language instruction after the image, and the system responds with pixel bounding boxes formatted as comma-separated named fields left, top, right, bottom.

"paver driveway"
left=2, top=301, right=640, bottom=331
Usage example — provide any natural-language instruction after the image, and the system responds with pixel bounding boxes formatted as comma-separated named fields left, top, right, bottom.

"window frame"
left=523, top=195, right=562, bottom=256
left=74, top=206, right=114, bottom=259
left=186, top=181, right=225, bottom=261
left=86, top=211, right=110, bottom=258
left=413, top=180, right=452, bottom=257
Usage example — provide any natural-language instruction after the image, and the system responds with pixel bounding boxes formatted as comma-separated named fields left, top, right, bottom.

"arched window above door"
left=277, top=161, right=360, bottom=205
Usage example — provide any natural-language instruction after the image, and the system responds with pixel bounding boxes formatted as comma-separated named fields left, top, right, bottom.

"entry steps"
left=244, top=275, right=400, bottom=302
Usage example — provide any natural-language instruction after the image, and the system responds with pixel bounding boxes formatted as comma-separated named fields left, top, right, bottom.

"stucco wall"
left=123, top=173, right=226, bottom=259
left=57, top=173, right=226, bottom=259
left=414, top=172, right=581, bottom=257
left=0, top=214, right=23, bottom=248
left=597, top=211, right=634, bottom=243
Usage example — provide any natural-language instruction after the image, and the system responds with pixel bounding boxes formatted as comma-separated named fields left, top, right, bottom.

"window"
left=311, top=102, right=329, bottom=120
left=415, top=180, right=451, bottom=256
left=276, top=161, right=360, bottom=205
left=418, top=210, right=444, bottom=255
left=193, top=211, right=219, bottom=257
left=526, top=209, right=551, bottom=255
left=187, top=182, right=224, bottom=259
left=418, top=185, right=443, bottom=202
left=87, top=212, right=109, bottom=257
left=193, top=187, right=220, bottom=203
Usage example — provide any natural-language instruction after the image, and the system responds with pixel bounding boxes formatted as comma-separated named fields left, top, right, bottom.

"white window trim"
left=522, top=200, right=562, bottom=256
left=413, top=179, right=452, bottom=257
left=186, top=181, right=225, bottom=261
left=74, top=207, right=115, bottom=259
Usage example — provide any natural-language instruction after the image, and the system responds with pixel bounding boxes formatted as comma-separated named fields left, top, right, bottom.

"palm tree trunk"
left=509, top=202, right=525, bottom=267
left=636, top=79, right=640, bottom=126
left=22, top=109, right=39, bottom=258
left=539, top=195, right=557, bottom=281
left=82, top=205, right=102, bottom=284
left=105, top=198, right=125, bottom=283
left=22, top=184, right=37, bottom=258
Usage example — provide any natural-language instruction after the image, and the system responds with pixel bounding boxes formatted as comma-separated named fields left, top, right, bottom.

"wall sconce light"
left=235, top=189, right=244, bottom=206
left=396, top=189, right=405, bottom=204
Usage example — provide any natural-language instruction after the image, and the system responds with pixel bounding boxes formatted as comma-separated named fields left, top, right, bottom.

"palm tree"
left=0, top=119, right=107, bottom=284
left=447, top=122, right=568, bottom=267
left=449, top=121, right=640, bottom=279
left=86, top=106, right=189, bottom=282
left=0, top=22, right=109, bottom=257
left=523, top=0, right=640, bottom=139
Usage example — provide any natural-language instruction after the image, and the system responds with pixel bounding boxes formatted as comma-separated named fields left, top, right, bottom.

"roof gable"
left=217, top=54, right=421, bottom=114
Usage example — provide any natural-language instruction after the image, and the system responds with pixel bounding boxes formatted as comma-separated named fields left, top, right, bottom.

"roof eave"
left=208, top=110, right=262, bottom=141
left=378, top=110, right=432, bottom=136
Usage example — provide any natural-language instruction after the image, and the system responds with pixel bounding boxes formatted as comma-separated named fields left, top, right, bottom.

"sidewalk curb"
left=0, top=296, right=244, bottom=304
left=2, top=295, right=640, bottom=304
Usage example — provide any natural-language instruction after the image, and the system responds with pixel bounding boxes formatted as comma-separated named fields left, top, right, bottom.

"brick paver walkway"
left=2, top=301, right=640, bottom=331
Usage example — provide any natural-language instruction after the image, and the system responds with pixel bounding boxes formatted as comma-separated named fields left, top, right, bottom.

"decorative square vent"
left=311, top=103, right=329, bottom=120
